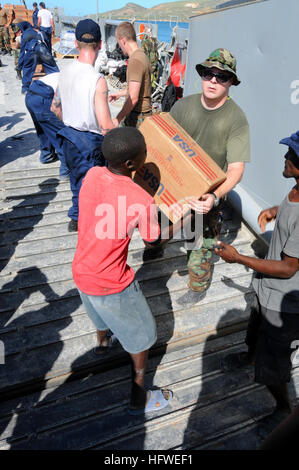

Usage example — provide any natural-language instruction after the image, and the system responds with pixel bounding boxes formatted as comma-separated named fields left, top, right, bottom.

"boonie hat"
left=196, top=48, right=241, bottom=86
left=75, top=19, right=101, bottom=43
left=280, top=131, right=299, bottom=160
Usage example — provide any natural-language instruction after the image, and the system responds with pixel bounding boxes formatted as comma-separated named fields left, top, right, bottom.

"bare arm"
left=51, top=18, right=55, bottom=31
left=114, top=80, right=141, bottom=125
left=108, top=89, right=128, bottom=102
left=144, top=212, right=194, bottom=248
left=188, top=161, right=245, bottom=214
left=50, top=89, right=62, bottom=121
left=94, top=76, right=115, bottom=135
left=215, top=242, right=299, bottom=279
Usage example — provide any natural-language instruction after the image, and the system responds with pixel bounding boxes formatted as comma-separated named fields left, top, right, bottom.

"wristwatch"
left=211, top=192, right=220, bottom=207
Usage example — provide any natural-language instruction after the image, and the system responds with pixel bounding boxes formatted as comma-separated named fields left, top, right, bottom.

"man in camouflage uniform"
left=11, top=23, right=22, bottom=79
left=0, top=4, right=12, bottom=55
left=141, top=27, right=159, bottom=91
left=170, top=48, right=250, bottom=300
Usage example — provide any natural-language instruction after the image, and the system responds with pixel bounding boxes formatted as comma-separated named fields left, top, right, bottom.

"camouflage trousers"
left=123, top=109, right=152, bottom=128
left=14, top=48, right=20, bottom=68
left=0, top=26, right=11, bottom=51
left=187, top=203, right=224, bottom=292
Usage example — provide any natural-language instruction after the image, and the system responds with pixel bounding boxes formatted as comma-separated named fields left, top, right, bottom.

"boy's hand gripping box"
left=134, top=113, right=227, bottom=223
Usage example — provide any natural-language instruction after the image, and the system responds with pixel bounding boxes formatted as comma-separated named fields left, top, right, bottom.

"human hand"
left=214, top=241, right=240, bottom=263
left=187, top=193, right=214, bottom=214
left=108, top=92, right=120, bottom=103
left=258, top=207, right=278, bottom=233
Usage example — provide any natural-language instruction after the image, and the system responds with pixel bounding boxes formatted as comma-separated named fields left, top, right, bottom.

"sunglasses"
left=200, top=68, right=232, bottom=84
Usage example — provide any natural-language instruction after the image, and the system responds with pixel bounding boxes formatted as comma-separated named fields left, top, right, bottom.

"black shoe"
left=2, top=50, right=8, bottom=55
left=16, top=69, right=22, bottom=80
left=68, top=219, right=78, bottom=232
left=42, top=154, right=59, bottom=164
left=220, top=352, right=253, bottom=372
left=177, top=289, right=207, bottom=306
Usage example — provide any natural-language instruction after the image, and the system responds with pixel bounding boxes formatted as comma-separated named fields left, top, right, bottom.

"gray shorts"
left=78, top=280, right=157, bottom=354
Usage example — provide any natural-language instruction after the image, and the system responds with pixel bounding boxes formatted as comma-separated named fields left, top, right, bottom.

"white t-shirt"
left=58, top=60, right=103, bottom=134
left=39, top=72, right=59, bottom=91
left=38, top=9, right=53, bottom=28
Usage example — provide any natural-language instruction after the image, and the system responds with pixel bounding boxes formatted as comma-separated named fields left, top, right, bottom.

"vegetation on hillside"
left=93, top=1, right=223, bottom=22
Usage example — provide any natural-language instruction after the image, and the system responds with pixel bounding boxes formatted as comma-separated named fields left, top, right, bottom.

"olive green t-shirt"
left=170, top=93, right=250, bottom=171
left=127, top=48, right=152, bottom=114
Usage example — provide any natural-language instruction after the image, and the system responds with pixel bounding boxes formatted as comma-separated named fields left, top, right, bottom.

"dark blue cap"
left=75, top=19, right=101, bottom=43
left=280, top=131, right=299, bottom=159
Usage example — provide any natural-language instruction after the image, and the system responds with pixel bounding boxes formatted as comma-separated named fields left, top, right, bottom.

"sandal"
left=92, top=334, right=118, bottom=356
left=128, top=389, right=173, bottom=416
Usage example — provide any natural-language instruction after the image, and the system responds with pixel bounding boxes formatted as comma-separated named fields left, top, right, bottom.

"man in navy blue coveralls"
left=32, top=3, right=39, bottom=28
left=53, top=19, right=115, bottom=232
left=17, top=21, right=58, bottom=94
left=25, top=74, right=69, bottom=177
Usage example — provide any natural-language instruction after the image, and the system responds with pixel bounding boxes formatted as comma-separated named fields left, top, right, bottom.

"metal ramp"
left=1, top=56, right=298, bottom=450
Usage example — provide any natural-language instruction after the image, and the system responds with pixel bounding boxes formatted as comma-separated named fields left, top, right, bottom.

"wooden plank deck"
left=1, top=55, right=298, bottom=450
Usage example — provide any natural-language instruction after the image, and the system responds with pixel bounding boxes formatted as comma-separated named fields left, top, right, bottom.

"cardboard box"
left=134, top=112, right=226, bottom=223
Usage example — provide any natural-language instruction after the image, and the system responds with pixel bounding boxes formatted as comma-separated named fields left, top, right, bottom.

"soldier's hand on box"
left=187, top=194, right=214, bottom=214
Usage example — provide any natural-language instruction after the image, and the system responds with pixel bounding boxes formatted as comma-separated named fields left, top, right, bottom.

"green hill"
left=95, top=1, right=223, bottom=22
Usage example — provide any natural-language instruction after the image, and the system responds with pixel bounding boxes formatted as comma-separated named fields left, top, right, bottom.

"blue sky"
left=45, top=1, right=178, bottom=17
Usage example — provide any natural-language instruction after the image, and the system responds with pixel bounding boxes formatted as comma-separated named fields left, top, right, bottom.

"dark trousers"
left=246, top=294, right=299, bottom=386
left=57, top=128, right=105, bottom=221
left=39, top=26, right=52, bottom=52
left=22, top=44, right=58, bottom=92
left=25, top=80, right=69, bottom=177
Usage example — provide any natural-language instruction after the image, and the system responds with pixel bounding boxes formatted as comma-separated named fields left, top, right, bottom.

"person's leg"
left=129, top=350, right=149, bottom=409
left=14, top=49, right=21, bottom=79
left=267, top=384, right=292, bottom=413
left=36, top=107, right=70, bottom=178
left=220, top=294, right=261, bottom=372
left=254, top=309, right=298, bottom=413
left=22, top=53, right=37, bottom=93
left=25, top=91, right=57, bottom=163
left=79, top=283, right=172, bottom=413
left=3, top=27, right=11, bottom=53
left=61, top=137, right=96, bottom=223
left=187, top=206, right=223, bottom=292
left=0, top=27, right=4, bottom=53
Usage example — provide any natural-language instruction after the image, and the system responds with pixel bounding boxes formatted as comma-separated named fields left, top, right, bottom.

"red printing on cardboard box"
left=152, top=115, right=218, bottom=182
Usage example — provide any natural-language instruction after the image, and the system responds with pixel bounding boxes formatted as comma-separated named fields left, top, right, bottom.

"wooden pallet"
left=54, top=51, right=78, bottom=59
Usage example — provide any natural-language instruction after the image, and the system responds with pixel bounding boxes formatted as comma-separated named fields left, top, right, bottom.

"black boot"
left=16, top=68, right=22, bottom=80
